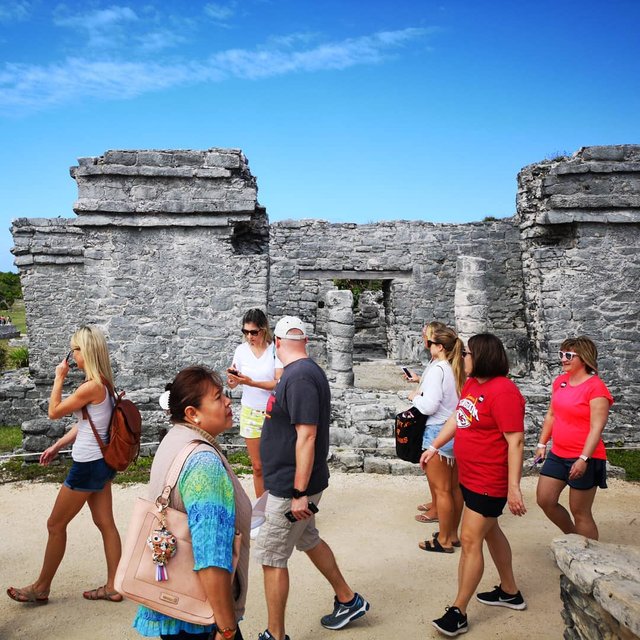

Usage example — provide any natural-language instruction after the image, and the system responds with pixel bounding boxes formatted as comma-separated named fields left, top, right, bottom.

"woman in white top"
left=227, top=309, right=283, bottom=497
left=411, top=325, right=466, bottom=553
left=7, top=325, right=122, bottom=605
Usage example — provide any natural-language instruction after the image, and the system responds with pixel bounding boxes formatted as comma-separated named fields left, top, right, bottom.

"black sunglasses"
left=426, top=340, right=440, bottom=348
left=462, top=350, right=472, bottom=357
left=242, top=328, right=262, bottom=336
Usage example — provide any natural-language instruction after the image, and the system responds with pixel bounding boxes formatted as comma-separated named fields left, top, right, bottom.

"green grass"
left=0, top=425, right=22, bottom=453
left=8, top=299, right=25, bottom=334
left=228, top=449, right=253, bottom=475
left=0, top=433, right=254, bottom=484
left=607, top=449, right=640, bottom=481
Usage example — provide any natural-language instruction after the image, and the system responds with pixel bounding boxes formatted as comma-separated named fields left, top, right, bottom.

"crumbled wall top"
left=70, top=148, right=259, bottom=226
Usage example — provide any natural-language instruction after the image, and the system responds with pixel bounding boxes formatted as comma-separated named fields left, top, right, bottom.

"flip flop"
left=433, top=531, right=461, bottom=548
left=415, top=513, right=439, bottom=523
left=82, top=585, right=123, bottom=602
left=418, top=538, right=454, bottom=554
left=7, top=585, right=49, bottom=605
left=417, top=503, right=432, bottom=512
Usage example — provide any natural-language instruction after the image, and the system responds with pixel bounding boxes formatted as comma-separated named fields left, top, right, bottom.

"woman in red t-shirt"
left=420, top=334, right=527, bottom=637
left=535, top=336, right=613, bottom=540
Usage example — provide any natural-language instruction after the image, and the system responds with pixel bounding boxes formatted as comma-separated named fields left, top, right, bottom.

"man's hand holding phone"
left=285, top=499, right=319, bottom=522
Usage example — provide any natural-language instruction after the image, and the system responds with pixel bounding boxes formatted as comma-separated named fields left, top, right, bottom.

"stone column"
left=325, top=289, right=354, bottom=387
left=454, top=256, right=488, bottom=342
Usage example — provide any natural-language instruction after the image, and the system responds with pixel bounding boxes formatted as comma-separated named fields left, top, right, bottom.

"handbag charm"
left=147, top=501, right=177, bottom=581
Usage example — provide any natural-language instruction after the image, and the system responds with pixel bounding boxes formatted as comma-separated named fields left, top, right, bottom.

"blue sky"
left=1, top=0, right=639, bottom=272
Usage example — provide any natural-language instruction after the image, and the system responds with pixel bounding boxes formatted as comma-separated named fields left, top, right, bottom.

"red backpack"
left=84, top=383, right=142, bottom=472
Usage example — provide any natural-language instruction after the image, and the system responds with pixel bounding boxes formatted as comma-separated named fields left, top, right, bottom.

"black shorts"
left=539, top=451, right=607, bottom=490
left=460, top=483, right=507, bottom=518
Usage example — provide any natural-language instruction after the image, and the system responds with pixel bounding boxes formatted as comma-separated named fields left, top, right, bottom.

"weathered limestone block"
left=455, top=255, right=488, bottom=341
left=553, top=535, right=640, bottom=639
left=363, top=456, right=391, bottom=474
left=328, top=449, right=364, bottom=472
left=325, top=289, right=354, bottom=387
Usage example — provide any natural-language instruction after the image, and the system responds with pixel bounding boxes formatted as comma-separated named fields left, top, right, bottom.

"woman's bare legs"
left=484, top=520, right=519, bottom=594
left=426, top=456, right=455, bottom=547
left=536, top=475, right=575, bottom=534
left=87, top=482, right=122, bottom=592
left=452, top=509, right=496, bottom=614
left=245, top=437, right=265, bottom=498
left=569, top=487, right=599, bottom=539
left=30, top=485, right=91, bottom=594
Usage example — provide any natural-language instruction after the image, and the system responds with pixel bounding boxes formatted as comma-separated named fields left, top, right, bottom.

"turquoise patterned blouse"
left=132, top=450, right=236, bottom=637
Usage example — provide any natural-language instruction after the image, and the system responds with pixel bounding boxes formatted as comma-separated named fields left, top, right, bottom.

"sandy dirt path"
left=1, top=474, right=639, bottom=640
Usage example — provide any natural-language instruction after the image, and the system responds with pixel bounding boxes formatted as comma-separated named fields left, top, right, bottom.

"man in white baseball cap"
left=273, top=316, right=307, bottom=340
left=255, top=316, right=370, bottom=640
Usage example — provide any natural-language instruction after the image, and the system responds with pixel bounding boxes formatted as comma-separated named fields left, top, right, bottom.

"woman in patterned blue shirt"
left=133, top=366, right=251, bottom=640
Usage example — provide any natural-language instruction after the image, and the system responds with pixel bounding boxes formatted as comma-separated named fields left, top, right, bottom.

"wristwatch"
left=578, top=454, right=590, bottom=462
left=217, top=627, right=237, bottom=639
left=292, top=488, right=308, bottom=499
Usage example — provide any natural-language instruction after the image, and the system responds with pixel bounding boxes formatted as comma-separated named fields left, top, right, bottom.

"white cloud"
left=53, top=5, right=138, bottom=30
left=0, top=27, right=430, bottom=114
left=136, top=29, right=186, bottom=53
left=0, top=0, right=31, bottom=22
left=53, top=5, right=138, bottom=49
left=204, top=2, right=236, bottom=22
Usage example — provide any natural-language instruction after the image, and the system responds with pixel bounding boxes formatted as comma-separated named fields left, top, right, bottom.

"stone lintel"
left=73, top=198, right=257, bottom=214
left=71, top=164, right=233, bottom=179
left=538, top=209, right=640, bottom=225
left=550, top=161, right=640, bottom=176
left=300, top=269, right=412, bottom=281
left=579, top=144, right=640, bottom=162
left=73, top=213, right=255, bottom=227
left=548, top=194, right=640, bottom=209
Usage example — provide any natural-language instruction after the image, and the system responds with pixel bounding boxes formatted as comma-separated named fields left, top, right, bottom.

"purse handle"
left=156, top=439, right=210, bottom=509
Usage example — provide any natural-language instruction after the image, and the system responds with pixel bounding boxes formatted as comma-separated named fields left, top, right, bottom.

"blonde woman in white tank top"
left=7, top=325, right=123, bottom=605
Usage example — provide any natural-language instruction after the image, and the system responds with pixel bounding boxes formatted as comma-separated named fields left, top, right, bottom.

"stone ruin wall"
left=4, top=145, right=640, bottom=460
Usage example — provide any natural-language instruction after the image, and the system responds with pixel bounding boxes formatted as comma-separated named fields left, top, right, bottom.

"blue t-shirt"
left=132, top=451, right=235, bottom=637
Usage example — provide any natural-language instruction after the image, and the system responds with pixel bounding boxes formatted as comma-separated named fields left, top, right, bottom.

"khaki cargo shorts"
left=254, top=492, right=323, bottom=568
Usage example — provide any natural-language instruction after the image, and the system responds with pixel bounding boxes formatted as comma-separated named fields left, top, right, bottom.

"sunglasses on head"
left=558, top=350, right=578, bottom=361
left=242, top=328, right=262, bottom=336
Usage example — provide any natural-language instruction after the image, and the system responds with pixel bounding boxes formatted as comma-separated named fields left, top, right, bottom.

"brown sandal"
left=82, top=585, right=123, bottom=602
left=7, top=585, right=49, bottom=605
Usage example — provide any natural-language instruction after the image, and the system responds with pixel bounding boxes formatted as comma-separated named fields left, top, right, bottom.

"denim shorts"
left=422, top=422, right=455, bottom=459
left=64, top=458, right=116, bottom=492
left=540, top=450, right=607, bottom=490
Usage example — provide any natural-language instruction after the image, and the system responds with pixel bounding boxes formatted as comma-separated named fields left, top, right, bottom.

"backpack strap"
left=82, top=381, right=116, bottom=452
left=83, top=405, right=108, bottom=452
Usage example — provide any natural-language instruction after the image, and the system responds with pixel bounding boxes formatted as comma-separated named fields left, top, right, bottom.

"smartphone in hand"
left=285, top=501, right=319, bottom=523
left=401, top=366, right=412, bottom=378
left=227, top=368, right=240, bottom=376
left=66, top=350, right=76, bottom=369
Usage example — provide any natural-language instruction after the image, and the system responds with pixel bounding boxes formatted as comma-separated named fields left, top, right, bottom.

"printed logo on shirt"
left=265, top=393, right=275, bottom=420
left=456, top=394, right=480, bottom=429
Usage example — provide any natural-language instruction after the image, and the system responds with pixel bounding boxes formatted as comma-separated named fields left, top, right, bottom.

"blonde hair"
left=560, top=336, right=598, bottom=374
left=423, top=321, right=447, bottom=341
left=431, top=325, right=466, bottom=394
left=71, top=325, right=114, bottom=388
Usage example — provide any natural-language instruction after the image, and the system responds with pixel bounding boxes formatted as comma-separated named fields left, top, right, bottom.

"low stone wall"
left=0, top=369, right=40, bottom=426
left=552, top=535, right=640, bottom=640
